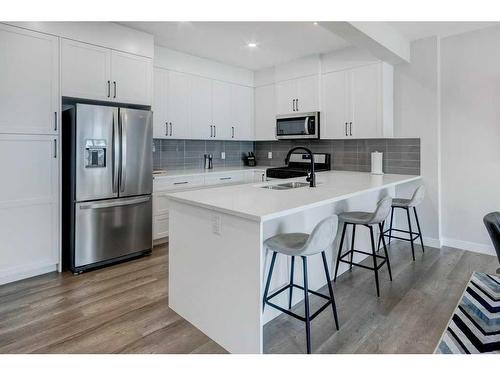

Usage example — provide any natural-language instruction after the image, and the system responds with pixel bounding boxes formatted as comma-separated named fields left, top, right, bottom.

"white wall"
left=154, top=46, right=254, bottom=87
left=393, top=37, right=441, bottom=247
left=440, top=26, right=500, bottom=255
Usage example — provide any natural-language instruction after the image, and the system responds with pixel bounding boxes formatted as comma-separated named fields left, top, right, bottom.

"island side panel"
left=168, top=200, right=263, bottom=354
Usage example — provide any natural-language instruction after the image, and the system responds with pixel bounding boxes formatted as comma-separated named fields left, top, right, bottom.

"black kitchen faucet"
left=284, top=146, right=316, bottom=187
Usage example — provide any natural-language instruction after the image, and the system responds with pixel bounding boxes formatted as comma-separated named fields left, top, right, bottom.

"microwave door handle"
left=112, top=110, right=119, bottom=193
left=119, top=111, right=127, bottom=192
left=304, top=117, right=310, bottom=135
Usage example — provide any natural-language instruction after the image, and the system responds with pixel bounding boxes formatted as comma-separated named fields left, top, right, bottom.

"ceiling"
left=119, top=22, right=350, bottom=71
left=120, top=22, right=500, bottom=71
left=389, top=21, right=500, bottom=41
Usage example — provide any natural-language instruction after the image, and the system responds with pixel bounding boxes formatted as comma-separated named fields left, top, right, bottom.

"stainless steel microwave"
left=276, top=112, right=320, bottom=140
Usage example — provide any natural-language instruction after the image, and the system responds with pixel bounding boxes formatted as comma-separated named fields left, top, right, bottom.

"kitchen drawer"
left=153, top=175, right=205, bottom=191
left=153, top=214, right=169, bottom=240
left=204, top=172, right=245, bottom=186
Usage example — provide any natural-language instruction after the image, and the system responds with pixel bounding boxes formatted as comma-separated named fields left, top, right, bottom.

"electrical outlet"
left=212, top=214, right=221, bottom=235
left=221, top=151, right=226, bottom=160
left=268, top=151, right=273, bottom=159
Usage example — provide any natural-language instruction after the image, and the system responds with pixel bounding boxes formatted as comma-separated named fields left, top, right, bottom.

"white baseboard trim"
left=0, top=263, right=58, bottom=286
left=422, top=236, right=442, bottom=249
left=442, top=238, right=496, bottom=256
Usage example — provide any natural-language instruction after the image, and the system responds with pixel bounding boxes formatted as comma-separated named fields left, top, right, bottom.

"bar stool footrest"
left=383, top=228, right=421, bottom=242
left=338, top=249, right=387, bottom=271
left=265, top=283, right=334, bottom=323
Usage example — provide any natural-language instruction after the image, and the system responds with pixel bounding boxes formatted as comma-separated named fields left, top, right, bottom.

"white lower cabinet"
left=153, top=169, right=266, bottom=240
left=0, top=134, right=59, bottom=285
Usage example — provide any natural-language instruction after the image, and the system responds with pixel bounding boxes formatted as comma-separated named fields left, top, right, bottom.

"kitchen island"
left=167, top=170, right=421, bottom=353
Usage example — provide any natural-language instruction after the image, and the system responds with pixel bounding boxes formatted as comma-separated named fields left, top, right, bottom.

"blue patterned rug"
left=435, top=272, right=500, bottom=354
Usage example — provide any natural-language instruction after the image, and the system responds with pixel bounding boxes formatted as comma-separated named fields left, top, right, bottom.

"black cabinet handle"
left=349, top=122, right=352, bottom=136
left=113, top=81, right=116, bottom=98
left=54, top=112, right=57, bottom=132
left=107, top=80, right=111, bottom=98
left=169, top=122, right=173, bottom=136
left=165, top=122, right=168, bottom=136
left=173, top=181, right=189, bottom=185
left=214, top=125, right=216, bottom=137
left=296, top=98, right=299, bottom=112
left=220, top=177, right=232, bottom=180
left=53, top=139, right=57, bottom=158
left=232, top=126, right=235, bottom=138
left=345, top=122, right=348, bottom=136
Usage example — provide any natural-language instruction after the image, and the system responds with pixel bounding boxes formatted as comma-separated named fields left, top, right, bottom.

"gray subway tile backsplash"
left=153, top=138, right=420, bottom=175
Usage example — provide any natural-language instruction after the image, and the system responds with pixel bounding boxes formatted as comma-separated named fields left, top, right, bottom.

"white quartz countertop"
left=153, top=166, right=270, bottom=178
left=167, top=170, right=422, bottom=222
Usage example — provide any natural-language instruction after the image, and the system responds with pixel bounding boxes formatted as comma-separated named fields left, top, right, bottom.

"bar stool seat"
left=334, top=196, right=393, bottom=297
left=263, top=216, right=340, bottom=354
left=264, top=233, right=309, bottom=256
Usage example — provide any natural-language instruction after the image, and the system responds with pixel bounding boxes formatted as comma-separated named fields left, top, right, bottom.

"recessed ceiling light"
left=247, top=42, right=257, bottom=48
left=313, top=22, right=318, bottom=25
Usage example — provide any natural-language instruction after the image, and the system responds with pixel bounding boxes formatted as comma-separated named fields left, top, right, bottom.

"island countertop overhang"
left=167, top=170, right=422, bottom=222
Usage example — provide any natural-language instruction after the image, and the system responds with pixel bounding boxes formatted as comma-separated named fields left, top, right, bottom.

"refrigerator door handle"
left=112, top=110, right=120, bottom=193
left=120, top=110, right=127, bottom=192
left=80, top=196, right=151, bottom=210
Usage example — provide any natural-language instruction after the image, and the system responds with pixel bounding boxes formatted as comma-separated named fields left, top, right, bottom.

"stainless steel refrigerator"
left=62, top=103, right=153, bottom=273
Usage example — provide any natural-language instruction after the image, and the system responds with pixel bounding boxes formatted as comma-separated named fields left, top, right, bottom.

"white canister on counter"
left=371, top=151, right=384, bottom=175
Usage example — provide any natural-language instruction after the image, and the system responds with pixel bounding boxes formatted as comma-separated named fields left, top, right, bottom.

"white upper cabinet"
left=61, top=39, right=111, bottom=102
left=275, top=75, right=319, bottom=115
left=211, top=80, right=232, bottom=139
left=61, top=38, right=152, bottom=105
left=275, top=79, right=297, bottom=115
left=152, top=68, right=168, bottom=138
left=321, top=62, right=393, bottom=139
left=0, top=24, right=59, bottom=135
left=111, top=50, right=152, bottom=105
left=254, top=84, right=276, bottom=141
left=189, top=75, right=213, bottom=139
left=166, top=70, right=190, bottom=138
left=230, top=84, right=254, bottom=140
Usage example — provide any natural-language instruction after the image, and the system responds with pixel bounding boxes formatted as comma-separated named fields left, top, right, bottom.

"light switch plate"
left=221, top=152, right=226, bottom=160
left=268, top=152, right=272, bottom=159
left=212, top=214, right=221, bottom=235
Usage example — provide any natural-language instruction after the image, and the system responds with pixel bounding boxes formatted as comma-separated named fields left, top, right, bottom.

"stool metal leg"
left=302, top=256, right=312, bottom=354
left=334, top=222, right=348, bottom=282
left=263, top=251, right=277, bottom=311
left=377, top=220, right=385, bottom=252
left=406, top=208, right=415, bottom=261
left=321, top=251, right=340, bottom=330
left=349, top=224, right=356, bottom=271
left=288, top=256, right=295, bottom=309
left=379, top=222, right=392, bottom=281
left=413, top=207, right=425, bottom=253
left=388, top=206, right=395, bottom=243
left=369, top=226, right=380, bottom=297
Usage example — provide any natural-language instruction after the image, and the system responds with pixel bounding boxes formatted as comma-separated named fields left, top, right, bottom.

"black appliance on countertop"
left=266, top=153, right=331, bottom=179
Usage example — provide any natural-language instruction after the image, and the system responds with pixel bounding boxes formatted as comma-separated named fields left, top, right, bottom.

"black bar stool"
left=378, top=185, right=425, bottom=261
left=333, top=196, right=393, bottom=297
left=483, top=212, right=500, bottom=274
left=263, top=216, right=340, bottom=354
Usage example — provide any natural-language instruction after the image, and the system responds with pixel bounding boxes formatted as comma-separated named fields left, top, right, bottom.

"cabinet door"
left=321, top=71, right=349, bottom=139
left=350, top=64, right=381, bottom=138
left=0, top=134, right=58, bottom=284
left=111, top=50, right=152, bottom=105
left=254, top=84, right=276, bottom=141
left=0, top=25, right=59, bottom=135
left=275, top=79, right=296, bottom=115
left=61, top=39, right=111, bottom=102
left=296, top=75, right=319, bottom=113
left=152, top=68, right=168, bottom=138
left=230, top=84, right=254, bottom=140
left=166, top=71, right=190, bottom=139
left=212, top=80, right=232, bottom=139
left=189, top=75, right=212, bottom=139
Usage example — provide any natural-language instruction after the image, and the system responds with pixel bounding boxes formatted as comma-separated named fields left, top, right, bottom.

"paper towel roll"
left=371, top=152, right=384, bottom=175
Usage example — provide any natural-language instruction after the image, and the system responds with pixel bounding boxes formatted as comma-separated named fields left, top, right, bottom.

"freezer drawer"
left=74, top=195, right=152, bottom=267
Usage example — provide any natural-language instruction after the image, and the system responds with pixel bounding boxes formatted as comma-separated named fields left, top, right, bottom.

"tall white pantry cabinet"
left=0, top=24, right=60, bottom=284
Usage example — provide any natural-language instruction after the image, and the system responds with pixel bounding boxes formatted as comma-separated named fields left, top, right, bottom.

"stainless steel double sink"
left=260, top=181, right=310, bottom=190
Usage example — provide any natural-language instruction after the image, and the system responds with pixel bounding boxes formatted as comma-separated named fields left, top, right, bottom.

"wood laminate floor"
left=0, top=241, right=497, bottom=354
